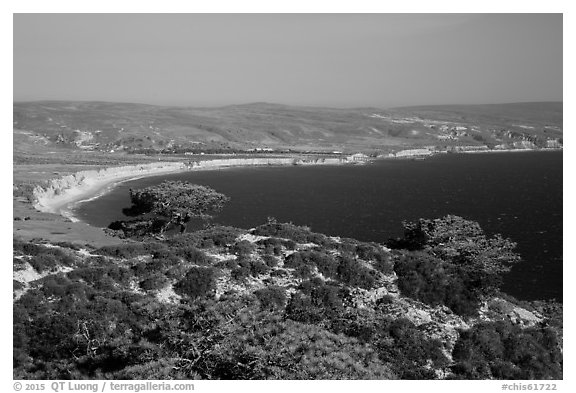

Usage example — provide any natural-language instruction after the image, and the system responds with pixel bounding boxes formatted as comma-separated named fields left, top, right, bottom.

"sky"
left=13, top=13, right=562, bottom=108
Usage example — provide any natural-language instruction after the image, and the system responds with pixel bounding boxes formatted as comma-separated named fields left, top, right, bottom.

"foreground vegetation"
left=13, top=216, right=562, bottom=380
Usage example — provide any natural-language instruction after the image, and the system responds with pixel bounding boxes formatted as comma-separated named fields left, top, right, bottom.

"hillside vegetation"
left=13, top=101, right=563, bottom=155
left=13, top=217, right=562, bottom=380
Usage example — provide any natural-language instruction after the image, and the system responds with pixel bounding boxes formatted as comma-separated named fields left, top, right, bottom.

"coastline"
left=33, top=156, right=347, bottom=222
left=32, top=148, right=562, bottom=223
left=380, top=147, right=562, bottom=160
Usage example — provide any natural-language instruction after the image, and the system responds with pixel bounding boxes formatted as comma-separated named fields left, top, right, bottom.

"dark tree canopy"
left=113, top=181, right=230, bottom=236
left=389, top=215, right=522, bottom=309
left=129, top=181, right=230, bottom=220
left=393, top=215, right=520, bottom=276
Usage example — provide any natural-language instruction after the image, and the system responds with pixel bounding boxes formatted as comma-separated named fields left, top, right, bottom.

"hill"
left=13, top=101, right=563, bottom=156
left=13, top=218, right=563, bottom=379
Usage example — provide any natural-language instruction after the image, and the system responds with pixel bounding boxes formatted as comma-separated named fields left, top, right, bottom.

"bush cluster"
left=394, top=251, right=481, bottom=316
left=230, top=257, right=270, bottom=281
left=252, top=222, right=337, bottom=248
left=174, top=267, right=217, bottom=299
left=168, top=226, right=243, bottom=249
left=254, top=286, right=286, bottom=310
left=451, top=320, right=563, bottom=379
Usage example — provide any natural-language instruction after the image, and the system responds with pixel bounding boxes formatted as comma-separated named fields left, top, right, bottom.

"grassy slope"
left=14, top=101, right=563, bottom=154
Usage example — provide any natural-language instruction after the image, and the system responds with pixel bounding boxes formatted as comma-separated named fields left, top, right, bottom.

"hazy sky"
left=13, top=13, right=562, bottom=108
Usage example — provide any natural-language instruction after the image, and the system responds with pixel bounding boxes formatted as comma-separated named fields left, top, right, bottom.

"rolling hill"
left=13, top=101, right=563, bottom=155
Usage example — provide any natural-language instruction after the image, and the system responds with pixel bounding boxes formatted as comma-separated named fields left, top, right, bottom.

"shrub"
left=15, top=241, right=76, bottom=273
left=174, top=267, right=217, bottom=299
left=388, top=215, right=521, bottom=297
left=270, top=269, right=289, bottom=278
left=230, top=240, right=255, bottom=257
left=284, top=252, right=306, bottom=269
left=29, top=254, right=59, bottom=273
left=250, top=260, right=270, bottom=276
left=356, top=243, right=394, bottom=274
left=173, top=246, right=212, bottom=265
left=336, top=255, right=377, bottom=289
left=41, top=275, right=74, bottom=298
left=13, top=239, right=45, bottom=256
left=286, top=278, right=346, bottom=323
left=169, top=226, right=243, bottom=248
left=394, top=251, right=482, bottom=316
left=293, top=264, right=314, bottom=279
left=95, top=243, right=149, bottom=259
left=309, top=251, right=339, bottom=278
left=451, top=320, right=563, bottom=379
left=139, top=274, right=170, bottom=291
left=262, top=254, right=278, bottom=267
left=253, top=222, right=312, bottom=242
left=376, top=318, right=449, bottom=379
left=53, top=241, right=82, bottom=251
left=254, top=287, right=286, bottom=310
left=215, top=259, right=239, bottom=270
left=132, top=259, right=166, bottom=277
left=13, top=280, right=24, bottom=291
left=231, top=266, right=250, bottom=281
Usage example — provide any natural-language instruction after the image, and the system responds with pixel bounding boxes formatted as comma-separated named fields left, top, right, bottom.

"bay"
left=74, top=151, right=563, bottom=301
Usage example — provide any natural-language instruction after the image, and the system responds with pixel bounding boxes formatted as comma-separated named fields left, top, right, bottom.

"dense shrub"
left=40, top=275, right=76, bottom=298
left=29, top=254, right=60, bottom=273
left=375, top=318, right=449, bottom=379
left=270, top=269, right=289, bottom=278
left=394, top=251, right=482, bottom=316
left=230, top=257, right=269, bottom=280
left=173, top=246, right=212, bottom=265
left=165, top=264, right=189, bottom=280
left=197, top=312, right=395, bottom=380
left=13, top=239, right=46, bottom=256
left=336, top=255, right=377, bottom=289
left=53, top=241, right=83, bottom=251
left=139, top=274, right=170, bottom=291
left=252, top=222, right=337, bottom=248
left=174, top=267, right=217, bottom=299
left=356, top=243, right=394, bottom=274
left=231, top=266, right=250, bottom=281
left=67, top=265, right=133, bottom=291
left=168, top=226, right=243, bottom=248
left=284, top=252, right=307, bottom=269
left=231, top=240, right=256, bottom=257
left=254, top=286, right=286, bottom=310
left=388, top=215, right=520, bottom=297
left=14, top=240, right=76, bottom=273
left=13, top=257, right=26, bottom=270
left=131, top=259, right=167, bottom=277
left=257, top=237, right=297, bottom=252
left=451, top=320, right=563, bottom=379
left=95, top=243, right=150, bottom=259
left=214, top=259, right=239, bottom=270
left=13, top=280, right=24, bottom=291
left=293, top=264, right=314, bottom=279
left=250, top=260, right=270, bottom=276
left=286, top=278, right=346, bottom=323
left=262, top=254, right=278, bottom=267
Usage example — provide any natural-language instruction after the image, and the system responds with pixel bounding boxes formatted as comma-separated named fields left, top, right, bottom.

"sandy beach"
left=32, top=156, right=347, bottom=221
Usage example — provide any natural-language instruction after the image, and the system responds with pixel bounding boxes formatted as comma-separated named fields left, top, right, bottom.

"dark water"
left=75, top=151, right=563, bottom=301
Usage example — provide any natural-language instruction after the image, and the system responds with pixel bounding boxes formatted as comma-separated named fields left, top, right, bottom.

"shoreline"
left=381, top=147, right=562, bottom=160
left=33, top=148, right=562, bottom=223
left=33, top=156, right=348, bottom=222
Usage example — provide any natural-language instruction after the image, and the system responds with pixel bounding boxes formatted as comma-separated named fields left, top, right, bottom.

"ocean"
left=74, top=151, right=563, bottom=301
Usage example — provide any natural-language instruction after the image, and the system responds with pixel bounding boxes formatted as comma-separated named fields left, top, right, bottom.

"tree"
left=389, top=215, right=521, bottom=299
left=124, top=181, right=230, bottom=234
